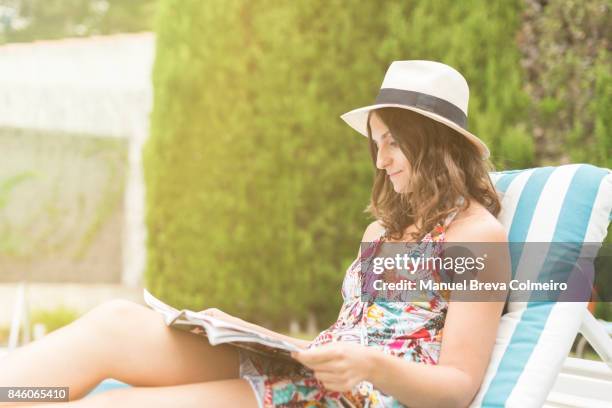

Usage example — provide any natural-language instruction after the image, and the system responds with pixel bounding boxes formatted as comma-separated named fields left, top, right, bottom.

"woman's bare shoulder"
left=446, top=202, right=507, bottom=243
left=362, top=220, right=386, bottom=242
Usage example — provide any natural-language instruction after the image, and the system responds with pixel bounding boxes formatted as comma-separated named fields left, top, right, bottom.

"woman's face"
left=370, top=112, right=411, bottom=193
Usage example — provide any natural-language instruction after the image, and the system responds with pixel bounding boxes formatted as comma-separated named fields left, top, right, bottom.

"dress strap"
left=442, top=195, right=465, bottom=228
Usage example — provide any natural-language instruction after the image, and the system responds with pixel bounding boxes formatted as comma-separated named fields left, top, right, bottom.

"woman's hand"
left=291, top=342, right=375, bottom=392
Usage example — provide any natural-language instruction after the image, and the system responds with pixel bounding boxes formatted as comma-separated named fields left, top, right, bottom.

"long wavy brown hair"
left=366, top=107, right=501, bottom=242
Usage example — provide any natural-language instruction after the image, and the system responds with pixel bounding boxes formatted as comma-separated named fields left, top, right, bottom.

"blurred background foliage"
left=519, top=0, right=611, bottom=168
left=1, top=0, right=609, bottom=330
left=0, top=306, right=80, bottom=345
left=29, top=306, right=80, bottom=334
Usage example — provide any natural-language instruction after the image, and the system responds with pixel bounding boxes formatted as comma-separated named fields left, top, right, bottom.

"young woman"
left=0, top=61, right=509, bottom=408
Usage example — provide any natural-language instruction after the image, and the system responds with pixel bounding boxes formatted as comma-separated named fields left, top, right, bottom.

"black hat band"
left=374, top=88, right=467, bottom=130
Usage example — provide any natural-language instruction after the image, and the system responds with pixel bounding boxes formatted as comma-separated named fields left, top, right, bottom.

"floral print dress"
left=240, top=204, right=461, bottom=408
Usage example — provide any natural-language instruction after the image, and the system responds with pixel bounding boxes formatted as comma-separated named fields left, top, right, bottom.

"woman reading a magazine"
left=0, top=61, right=509, bottom=408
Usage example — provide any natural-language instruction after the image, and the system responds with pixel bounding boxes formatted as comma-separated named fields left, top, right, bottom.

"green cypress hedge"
left=145, top=0, right=531, bottom=330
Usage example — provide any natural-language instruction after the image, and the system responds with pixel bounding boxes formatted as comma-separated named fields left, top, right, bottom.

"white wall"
left=0, top=32, right=155, bottom=287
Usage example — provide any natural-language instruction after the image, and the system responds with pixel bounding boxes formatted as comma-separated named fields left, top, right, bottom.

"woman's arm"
left=368, top=220, right=510, bottom=407
left=367, top=302, right=504, bottom=408
left=296, top=298, right=506, bottom=408
left=366, top=349, right=472, bottom=407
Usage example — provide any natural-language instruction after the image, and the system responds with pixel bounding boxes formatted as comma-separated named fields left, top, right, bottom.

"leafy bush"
left=518, top=0, right=611, bottom=168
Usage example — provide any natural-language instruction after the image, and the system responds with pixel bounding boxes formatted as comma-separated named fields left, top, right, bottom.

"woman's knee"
left=82, top=299, right=154, bottom=338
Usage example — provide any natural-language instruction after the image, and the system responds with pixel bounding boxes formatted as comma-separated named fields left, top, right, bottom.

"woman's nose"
left=376, top=147, right=392, bottom=170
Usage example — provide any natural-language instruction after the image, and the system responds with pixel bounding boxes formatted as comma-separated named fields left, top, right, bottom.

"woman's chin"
left=391, top=183, right=411, bottom=194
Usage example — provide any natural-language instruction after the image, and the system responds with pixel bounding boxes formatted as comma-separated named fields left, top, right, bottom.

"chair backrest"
left=470, top=163, right=612, bottom=407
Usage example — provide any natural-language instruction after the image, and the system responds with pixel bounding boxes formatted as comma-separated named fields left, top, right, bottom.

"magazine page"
left=143, top=288, right=302, bottom=359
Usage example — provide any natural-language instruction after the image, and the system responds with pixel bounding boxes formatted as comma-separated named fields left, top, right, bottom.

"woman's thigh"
left=86, top=299, right=240, bottom=387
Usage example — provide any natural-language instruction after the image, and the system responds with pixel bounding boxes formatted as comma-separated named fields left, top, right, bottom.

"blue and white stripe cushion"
left=470, top=163, right=612, bottom=407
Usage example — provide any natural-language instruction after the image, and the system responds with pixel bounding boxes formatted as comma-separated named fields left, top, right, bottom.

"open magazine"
left=144, top=289, right=368, bottom=408
left=143, top=288, right=303, bottom=363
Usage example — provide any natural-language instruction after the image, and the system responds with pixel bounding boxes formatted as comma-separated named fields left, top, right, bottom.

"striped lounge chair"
left=90, top=163, right=612, bottom=407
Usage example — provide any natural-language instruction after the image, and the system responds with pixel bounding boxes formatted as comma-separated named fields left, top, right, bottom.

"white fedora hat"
left=340, top=60, right=490, bottom=160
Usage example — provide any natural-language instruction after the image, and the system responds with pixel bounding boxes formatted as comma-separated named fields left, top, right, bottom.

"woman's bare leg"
left=17, top=379, right=258, bottom=408
left=0, top=299, right=240, bottom=403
